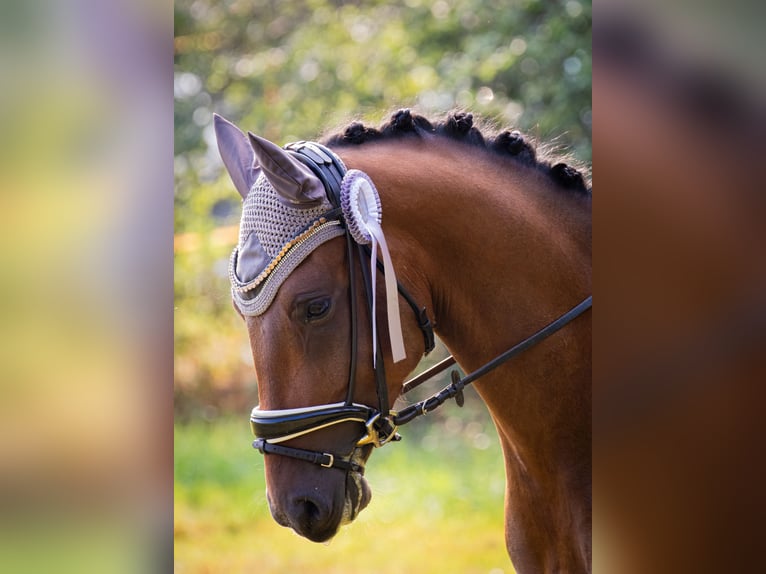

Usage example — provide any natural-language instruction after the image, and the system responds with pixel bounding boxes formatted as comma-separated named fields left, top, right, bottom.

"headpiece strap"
left=284, top=141, right=347, bottom=208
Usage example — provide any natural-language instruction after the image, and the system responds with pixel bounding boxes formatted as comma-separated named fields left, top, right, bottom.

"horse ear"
left=213, top=114, right=260, bottom=199
left=247, top=132, right=326, bottom=205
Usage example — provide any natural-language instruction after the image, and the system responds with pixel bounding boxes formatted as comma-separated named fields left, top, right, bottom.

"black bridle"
left=250, top=141, right=592, bottom=474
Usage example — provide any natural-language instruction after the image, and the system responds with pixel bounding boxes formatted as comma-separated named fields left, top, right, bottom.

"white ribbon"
left=365, top=219, right=406, bottom=366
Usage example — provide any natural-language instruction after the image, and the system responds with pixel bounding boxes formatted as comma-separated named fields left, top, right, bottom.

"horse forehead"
left=282, top=240, right=350, bottom=292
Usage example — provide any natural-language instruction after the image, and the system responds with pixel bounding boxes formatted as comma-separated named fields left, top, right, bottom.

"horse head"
left=214, top=114, right=423, bottom=542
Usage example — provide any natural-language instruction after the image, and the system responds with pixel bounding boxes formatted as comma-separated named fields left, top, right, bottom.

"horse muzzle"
left=264, top=445, right=373, bottom=542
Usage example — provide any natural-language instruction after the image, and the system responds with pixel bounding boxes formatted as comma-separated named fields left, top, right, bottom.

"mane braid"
left=322, top=109, right=591, bottom=195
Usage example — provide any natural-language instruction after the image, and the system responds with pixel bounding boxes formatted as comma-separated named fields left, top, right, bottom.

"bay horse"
left=214, top=109, right=591, bottom=573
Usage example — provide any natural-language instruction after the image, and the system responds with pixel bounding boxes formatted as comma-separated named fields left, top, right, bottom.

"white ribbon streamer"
left=365, top=219, right=406, bottom=366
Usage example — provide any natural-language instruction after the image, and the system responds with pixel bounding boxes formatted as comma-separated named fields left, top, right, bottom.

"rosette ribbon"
left=340, top=170, right=406, bottom=366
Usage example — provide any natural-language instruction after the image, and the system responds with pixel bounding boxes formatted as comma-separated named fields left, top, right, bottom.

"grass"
left=175, top=414, right=514, bottom=574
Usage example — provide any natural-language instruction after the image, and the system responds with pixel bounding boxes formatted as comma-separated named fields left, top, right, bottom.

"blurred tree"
left=174, top=0, right=591, bottom=184
left=174, top=0, right=591, bottom=416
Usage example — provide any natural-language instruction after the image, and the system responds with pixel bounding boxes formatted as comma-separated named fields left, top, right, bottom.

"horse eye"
left=305, top=298, right=331, bottom=322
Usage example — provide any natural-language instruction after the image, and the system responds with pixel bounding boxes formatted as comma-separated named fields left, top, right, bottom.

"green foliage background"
left=174, top=2, right=589, bottom=571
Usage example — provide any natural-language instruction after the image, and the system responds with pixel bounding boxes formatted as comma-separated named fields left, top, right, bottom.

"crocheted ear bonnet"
left=228, top=169, right=345, bottom=316
left=214, top=114, right=405, bottom=363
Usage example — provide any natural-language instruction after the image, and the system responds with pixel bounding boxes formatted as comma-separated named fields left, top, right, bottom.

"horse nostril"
left=288, top=495, right=337, bottom=542
left=298, top=497, right=321, bottom=524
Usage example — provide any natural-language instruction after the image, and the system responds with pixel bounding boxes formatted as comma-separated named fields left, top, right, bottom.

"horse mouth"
left=341, top=468, right=372, bottom=527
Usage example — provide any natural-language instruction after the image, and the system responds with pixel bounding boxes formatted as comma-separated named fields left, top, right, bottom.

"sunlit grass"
left=175, top=416, right=514, bottom=573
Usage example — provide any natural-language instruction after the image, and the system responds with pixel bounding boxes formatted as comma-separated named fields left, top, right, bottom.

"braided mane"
left=322, top=109, right=591, bottom=195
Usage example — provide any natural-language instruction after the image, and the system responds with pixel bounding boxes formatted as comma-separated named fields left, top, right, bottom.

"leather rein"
left=250, top=141, right=592, bottom=475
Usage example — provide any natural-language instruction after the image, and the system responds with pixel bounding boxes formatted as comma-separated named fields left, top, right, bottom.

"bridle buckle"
left=356, top=412, right=400, bottom=448
left=320, top=453, right=335, bottom=468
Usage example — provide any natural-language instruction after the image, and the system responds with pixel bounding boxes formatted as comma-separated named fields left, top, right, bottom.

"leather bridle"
left=250, top=141, right=592, bottom=475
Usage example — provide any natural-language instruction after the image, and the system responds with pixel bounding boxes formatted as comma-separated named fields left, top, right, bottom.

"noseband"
left=250, top=141, right=592, bottom=475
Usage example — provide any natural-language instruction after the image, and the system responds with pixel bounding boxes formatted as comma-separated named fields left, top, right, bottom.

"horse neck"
left=339, top=139, right=591, bottom=461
